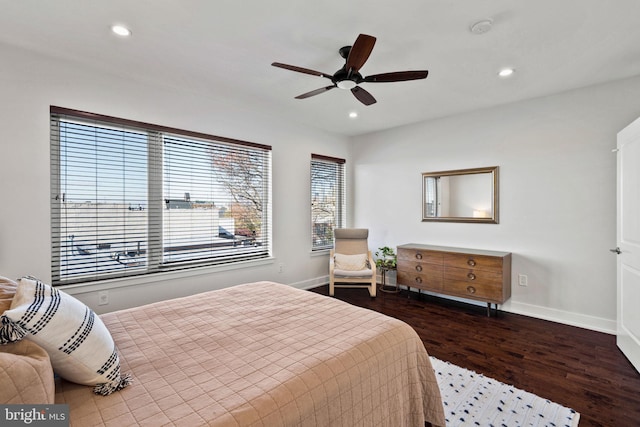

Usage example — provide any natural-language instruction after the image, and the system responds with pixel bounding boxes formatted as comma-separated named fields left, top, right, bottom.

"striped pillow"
left=0, top=277, right=131, bottom=395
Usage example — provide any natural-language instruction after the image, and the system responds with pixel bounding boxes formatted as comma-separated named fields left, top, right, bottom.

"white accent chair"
left=329, top=228, right=377, bottom=297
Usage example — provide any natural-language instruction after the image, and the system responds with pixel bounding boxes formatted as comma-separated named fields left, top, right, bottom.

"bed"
left=44, top=281, right=445, bottom=426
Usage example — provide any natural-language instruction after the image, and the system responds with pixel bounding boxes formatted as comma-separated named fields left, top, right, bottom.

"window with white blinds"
left=310, top=154, right=345, bottom=251
left=50, top=106, right=271, bottom=285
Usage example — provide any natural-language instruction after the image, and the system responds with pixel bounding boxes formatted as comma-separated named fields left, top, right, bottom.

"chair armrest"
left=329, top=249, right=335, bottom=274
left=367, top=250, right=377, bottom=275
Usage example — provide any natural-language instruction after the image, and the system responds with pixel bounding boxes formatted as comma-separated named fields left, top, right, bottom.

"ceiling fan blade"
left=346, top=34, right=376, bottom=73
left=363, top=70, right=429, bottom=83
left=271, top=62, right=332, bottom=79
left=351, top=86, right=377, bottom=106
left=295, top=85, right=337, bottom=99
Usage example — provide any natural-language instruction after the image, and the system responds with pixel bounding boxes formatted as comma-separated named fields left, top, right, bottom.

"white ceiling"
left=2, top=0, right=640, bottom=136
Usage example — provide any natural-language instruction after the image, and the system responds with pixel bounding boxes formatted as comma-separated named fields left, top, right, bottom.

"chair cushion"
left=334, top=253, right=368, bottom=271
left=0, top=277, right=131, bottom=395
left=334, top=268, right=374, bottom=278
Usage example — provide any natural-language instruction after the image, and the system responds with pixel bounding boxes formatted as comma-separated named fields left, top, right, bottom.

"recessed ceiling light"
left=498, top=68, right=515, bottom=77
left=111, top=24, right=131, bottom=37
left=349, top=111, right=358, bottom=119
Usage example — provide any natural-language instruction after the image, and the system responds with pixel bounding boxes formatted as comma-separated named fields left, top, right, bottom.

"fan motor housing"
left=333, top=67, right=363, bottom=87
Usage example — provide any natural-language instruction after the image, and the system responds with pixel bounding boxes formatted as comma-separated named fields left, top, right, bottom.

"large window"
left=50, top=107, right=271, bottom=285
left=310, top=154, right=345, bottom=250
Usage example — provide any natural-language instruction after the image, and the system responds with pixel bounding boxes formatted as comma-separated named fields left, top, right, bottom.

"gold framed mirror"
left=422, top=166, right=499, bottom=223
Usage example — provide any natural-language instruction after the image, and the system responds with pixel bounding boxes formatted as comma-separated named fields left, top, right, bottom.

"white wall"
left=0, top=43, right=349, bottom=313
left=3, top=41, right=640, bottom=333
left=352, top=75, right=640, bottom=333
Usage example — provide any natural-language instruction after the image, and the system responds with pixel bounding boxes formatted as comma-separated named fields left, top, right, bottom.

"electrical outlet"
left=278, top=263, right=284, bottom=273
left=98, top=290, right=109, bottom=305
left=518, top=274, right=528, bottom=287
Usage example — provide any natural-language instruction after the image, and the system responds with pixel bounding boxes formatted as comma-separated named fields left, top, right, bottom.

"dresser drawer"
left=398, top=247, right=443, bottom=265
left=398, top=260, right=443, bottom=275
left=443, top=253, right=503, bottom=272
left=443, top=279, right=504, bottom=303
left=397, top=269, right=443, bottom=291
left=444, top=266, right=503, bottom=286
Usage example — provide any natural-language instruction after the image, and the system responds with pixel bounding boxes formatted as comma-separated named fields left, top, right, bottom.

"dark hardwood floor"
left=309, top=285, right=640, bottom=427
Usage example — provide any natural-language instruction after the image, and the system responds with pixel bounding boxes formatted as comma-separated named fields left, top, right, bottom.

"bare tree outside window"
left=211, top=149, right=267, bottom=243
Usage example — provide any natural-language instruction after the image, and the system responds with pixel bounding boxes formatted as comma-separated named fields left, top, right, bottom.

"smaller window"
left=310, top=154, right=345, bottom=251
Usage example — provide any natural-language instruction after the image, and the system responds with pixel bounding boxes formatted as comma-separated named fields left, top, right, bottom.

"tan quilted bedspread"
left=55, top=281, right=445, bottom=427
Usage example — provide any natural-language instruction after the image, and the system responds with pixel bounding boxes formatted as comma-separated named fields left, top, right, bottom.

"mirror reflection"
left=422, top=166, right=498, bottom=223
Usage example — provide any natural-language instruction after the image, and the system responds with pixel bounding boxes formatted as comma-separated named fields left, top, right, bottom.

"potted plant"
left=375, top=246, right=397, bottom=269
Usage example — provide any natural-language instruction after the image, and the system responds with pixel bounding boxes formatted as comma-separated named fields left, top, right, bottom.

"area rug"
left=430, top=357, right=580, bottom=427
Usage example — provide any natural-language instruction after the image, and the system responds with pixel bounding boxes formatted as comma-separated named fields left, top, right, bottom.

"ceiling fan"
left=272, top=34, right=429, bottom=106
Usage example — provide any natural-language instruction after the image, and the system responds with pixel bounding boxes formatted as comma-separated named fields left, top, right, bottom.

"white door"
left=617, top=117, right=640, bottom=373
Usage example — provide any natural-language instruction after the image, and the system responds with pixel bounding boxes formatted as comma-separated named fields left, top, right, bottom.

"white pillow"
left=0, top=277, right=131, bottom=395
left=334, top=253, right=369, bottom=271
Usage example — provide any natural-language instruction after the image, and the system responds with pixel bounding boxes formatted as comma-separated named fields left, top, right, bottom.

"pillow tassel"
left=92, top=373, right=133, bottom=396
left=0, top=316, right=26, bottom=344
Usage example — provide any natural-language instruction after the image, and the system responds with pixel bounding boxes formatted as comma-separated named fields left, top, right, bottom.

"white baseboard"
left=504, top=300, right=616, bottom=335
left=289, top=276, right=329, bottom=291
left=412, top=289, right=616, bottom=335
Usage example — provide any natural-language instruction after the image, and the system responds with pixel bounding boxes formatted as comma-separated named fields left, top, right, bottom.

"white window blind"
left=310, top=154, right=345, bottom=250
left=50, top=106, right=271, bottom=285
left=162, top=134, right=269, bottom=265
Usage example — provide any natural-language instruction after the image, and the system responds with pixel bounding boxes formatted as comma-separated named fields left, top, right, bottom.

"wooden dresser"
left=397, top=243, right=512, bottom=315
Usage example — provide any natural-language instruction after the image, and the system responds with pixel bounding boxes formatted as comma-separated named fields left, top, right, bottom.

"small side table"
left=378, top=265, right=399, bottom=293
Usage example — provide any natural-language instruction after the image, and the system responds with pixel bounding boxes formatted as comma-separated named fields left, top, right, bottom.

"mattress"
left=55, top=281, right=445, bottom=426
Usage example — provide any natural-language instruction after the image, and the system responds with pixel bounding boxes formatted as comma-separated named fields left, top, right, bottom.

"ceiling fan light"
left=337, top=80, right=357, bottom=90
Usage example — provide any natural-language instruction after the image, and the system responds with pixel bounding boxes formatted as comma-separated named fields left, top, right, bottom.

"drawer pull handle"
left=415, top=265, right=423, bottom=272
left=415, top=253, right=423, bottom=260
left=467, top=259, right=476, bottom=267
left=415, top=277, right=423, bottom=284
left=466, top=286, right=476, bottom=294
left=467, top=273, right=476, bottom=280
